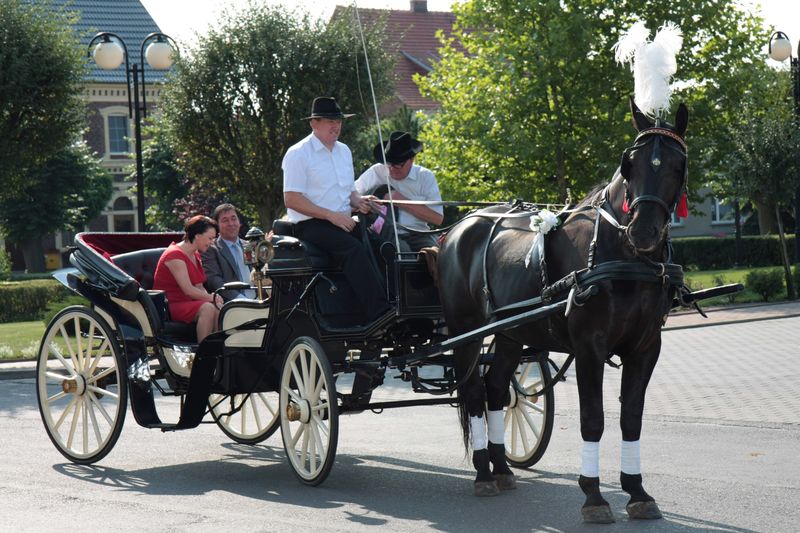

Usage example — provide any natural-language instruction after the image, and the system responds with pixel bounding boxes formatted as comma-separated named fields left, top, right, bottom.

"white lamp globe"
left=145, top=41, right=174, bottom=70
left=93, top=40, right=124, bottom=70
left=769, top=34, right=792, bottom=62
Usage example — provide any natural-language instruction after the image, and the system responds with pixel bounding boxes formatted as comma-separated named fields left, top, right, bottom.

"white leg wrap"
left=621, top=439, right=641, bottom=475
left=581, top=440, right=600, bottom=478
left=470, top=415, right=487, bottom=450
left=487, top=409, right=505, bottom=444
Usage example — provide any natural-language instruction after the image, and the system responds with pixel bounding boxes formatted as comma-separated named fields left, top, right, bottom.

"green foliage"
left=156, top=4, right=395, bottom=229
left=745, top=268, right=785, bottom=302
left=0, top=0, right=86, bottom=201
left=417, top=1, right=770, bottom=204
left=0, top=280, right=72, bottom=323
left=350, top=105, right=426, bottom=172
left=672, top=235, right=796, bottom=270
left=140, top=124, right=190, bottom=230
left=0, top=248, right=11, bottom=281
left=0, top=141, right=112, bottom=244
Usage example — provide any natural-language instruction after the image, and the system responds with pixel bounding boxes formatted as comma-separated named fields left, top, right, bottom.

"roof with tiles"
left=331, top=3, right=463, bottom=111
left=35, top=0, right=168, bottom=84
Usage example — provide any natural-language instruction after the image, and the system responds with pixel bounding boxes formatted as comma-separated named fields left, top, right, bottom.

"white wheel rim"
left=210, top=392, right=279, bottom=440
left=504, top=361, right=548, bottom=462
left=280, top=341, right=334, bottom=481
left=37, top=310, right=124, bottom=460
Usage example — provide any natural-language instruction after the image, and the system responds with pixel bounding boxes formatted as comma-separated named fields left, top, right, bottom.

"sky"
left=139, top=0, right=800, bottom=64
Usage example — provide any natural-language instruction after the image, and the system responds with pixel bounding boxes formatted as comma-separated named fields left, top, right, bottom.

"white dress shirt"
left=354, top=163, right=442, bottom=232
left=282, top=133, right=355, bottom=223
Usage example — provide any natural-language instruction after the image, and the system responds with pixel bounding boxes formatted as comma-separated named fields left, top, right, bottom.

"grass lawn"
left=0, top=320, right=45, bottom=360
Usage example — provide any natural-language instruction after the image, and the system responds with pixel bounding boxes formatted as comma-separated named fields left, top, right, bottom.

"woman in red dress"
left=153, top=215, right=223, bottom=342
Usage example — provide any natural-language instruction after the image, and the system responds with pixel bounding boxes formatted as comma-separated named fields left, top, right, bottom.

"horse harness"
left=476, top=127, right=689, bottom=320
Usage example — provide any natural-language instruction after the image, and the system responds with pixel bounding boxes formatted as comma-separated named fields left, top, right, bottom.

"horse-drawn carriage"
left=35, top=218, right=561, bottom=485
left=37, top=98, right=741, bottom=521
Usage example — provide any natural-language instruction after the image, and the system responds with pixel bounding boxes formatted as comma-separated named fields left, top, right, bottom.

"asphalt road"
left=1, top=317, right=798, bottom=532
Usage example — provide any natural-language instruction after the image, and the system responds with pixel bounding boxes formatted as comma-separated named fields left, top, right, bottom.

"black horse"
left=438, top=98, right=688, bottom=523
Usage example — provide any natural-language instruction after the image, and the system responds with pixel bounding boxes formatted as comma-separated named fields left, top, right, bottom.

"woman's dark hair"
left=184, top=215, right=218, bottom=243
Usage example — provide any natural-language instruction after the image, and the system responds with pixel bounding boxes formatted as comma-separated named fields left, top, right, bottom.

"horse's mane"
left=575, top=183, right=608, bottom=209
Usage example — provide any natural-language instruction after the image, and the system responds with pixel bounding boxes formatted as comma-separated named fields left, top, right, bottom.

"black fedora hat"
left=373, top=131, right=423, bottom=164
left=303, top=96, right=355, bottom=120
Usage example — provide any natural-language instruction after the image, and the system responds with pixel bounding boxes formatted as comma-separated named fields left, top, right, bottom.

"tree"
left=0, top=0, right=86, bottom=201
left=725, top=79, right=800, bottom=298
left=157, top=4, right=394, bottom=229
left=417, top=0, right=771, bottom=205
left=139, top=124, right=189, bottom=231
left=350, top=105, right=426, bottom=172
left=0, top=142, right=112, bottom=271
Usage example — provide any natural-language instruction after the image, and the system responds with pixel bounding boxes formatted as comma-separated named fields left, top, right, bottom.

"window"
left=670, top=211, right=684, bottom=226
left=711, top=198, right=734, bottom=224
left=108, top=115, right=130, bottom=154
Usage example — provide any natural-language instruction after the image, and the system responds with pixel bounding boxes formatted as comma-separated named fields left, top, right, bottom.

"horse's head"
left=619, top=97, right=688, bottom=254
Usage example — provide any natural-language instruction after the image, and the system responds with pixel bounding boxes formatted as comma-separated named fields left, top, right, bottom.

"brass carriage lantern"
left=243, top=227, right=274, bottom=300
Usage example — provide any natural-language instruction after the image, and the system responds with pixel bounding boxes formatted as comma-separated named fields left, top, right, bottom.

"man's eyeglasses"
left=388, top=160, right=408, bottom=169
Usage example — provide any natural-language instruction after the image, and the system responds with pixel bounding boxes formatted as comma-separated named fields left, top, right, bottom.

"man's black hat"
left=303, top=96, right=355, bottom=120
left=373, top=131, right=424, bottom=164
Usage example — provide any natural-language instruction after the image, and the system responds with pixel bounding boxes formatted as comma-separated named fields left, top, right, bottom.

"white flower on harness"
left=525, top=209, right=560, bottom=267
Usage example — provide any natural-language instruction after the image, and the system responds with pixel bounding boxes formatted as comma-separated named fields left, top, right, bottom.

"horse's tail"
left=457, top=386, right=471, bottom=454
left=453, top=340, right=484, bottom=456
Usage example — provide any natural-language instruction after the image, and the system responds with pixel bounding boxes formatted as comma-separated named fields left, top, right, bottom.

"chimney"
left=410, top=0, right=427, bottom=13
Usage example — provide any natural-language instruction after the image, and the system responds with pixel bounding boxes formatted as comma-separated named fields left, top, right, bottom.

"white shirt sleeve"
left=354, top=164, right=385, bottom=195
left=419, top=167, right=443, bottom=215
left=282, top=146, right=307, bottom=194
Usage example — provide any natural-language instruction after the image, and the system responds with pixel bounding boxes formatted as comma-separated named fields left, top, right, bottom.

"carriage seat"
left=270, top=219, right=341, bottom=271
left=112, top=248, right=164, bottom=290
left=111, top=248, right=196, bottom=342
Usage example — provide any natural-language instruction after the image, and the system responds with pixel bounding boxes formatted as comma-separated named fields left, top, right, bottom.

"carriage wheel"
left=505, top=357, right=555, bottom=468
left=36, top=306, right=127, bottom=464
left=209, top=392, right=280, bottom=444
left=279, top=336, right=338, bottom=486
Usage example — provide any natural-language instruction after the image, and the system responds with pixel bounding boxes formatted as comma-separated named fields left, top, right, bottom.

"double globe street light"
left=768, top=30, right=800, bottom=262
left=87, top=32, right=177, bottom=231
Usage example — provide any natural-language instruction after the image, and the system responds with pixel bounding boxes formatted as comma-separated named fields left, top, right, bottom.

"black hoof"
left=627, top=500, right=662, bottom=520
left=493, top=473, right=517, bottom=491
left=474, top=480, right=500, bottom=497
left=582, top=505, right=615, bottom=524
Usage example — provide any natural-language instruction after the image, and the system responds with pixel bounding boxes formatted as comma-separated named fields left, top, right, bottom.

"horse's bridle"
left=620, top=127, right=688, bottom=217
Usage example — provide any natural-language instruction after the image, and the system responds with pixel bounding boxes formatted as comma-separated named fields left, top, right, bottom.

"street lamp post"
left=87, top=32, right=177, bottom=232
left=768, top=31, right=800, bottom=265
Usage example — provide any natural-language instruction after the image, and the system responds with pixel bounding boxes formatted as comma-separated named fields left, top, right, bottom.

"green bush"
left=0, top=249, right=11, bottom=281
left=745, top=268, right=785, bottom=302
left=0, top=280, right=72, bottom=323
left=672, top=235, right=796, bottom=270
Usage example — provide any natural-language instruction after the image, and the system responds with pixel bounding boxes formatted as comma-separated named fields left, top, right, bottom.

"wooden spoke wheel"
left=36, top=306, right=127, bottom=464
left=209, top=392, right=280, bottom=445
left=279, top=336, right=338, bottom=486
left=504, top=357, right=555, bottom=468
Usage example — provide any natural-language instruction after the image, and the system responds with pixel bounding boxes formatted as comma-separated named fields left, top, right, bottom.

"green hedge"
left=672, top=235, right=797, bottom=270
left=0, top=280, right=72, bottom=323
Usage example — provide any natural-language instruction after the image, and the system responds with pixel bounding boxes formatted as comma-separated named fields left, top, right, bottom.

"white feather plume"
left=613, top=21, right=683, bottom=117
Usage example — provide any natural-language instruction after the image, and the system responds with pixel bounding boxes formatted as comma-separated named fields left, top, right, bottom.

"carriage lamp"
left=768, top=30, right=800, bottom=264
left=87, top=32, right=178, bottom=232
left=244, top=227, right=274, bottom=300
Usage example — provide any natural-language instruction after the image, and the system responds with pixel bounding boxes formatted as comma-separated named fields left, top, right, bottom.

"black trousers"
left=295, top=218, right=389, bottom=319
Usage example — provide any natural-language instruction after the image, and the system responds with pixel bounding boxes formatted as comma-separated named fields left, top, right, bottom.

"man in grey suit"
left=201, top=203, right=256, bottom=301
